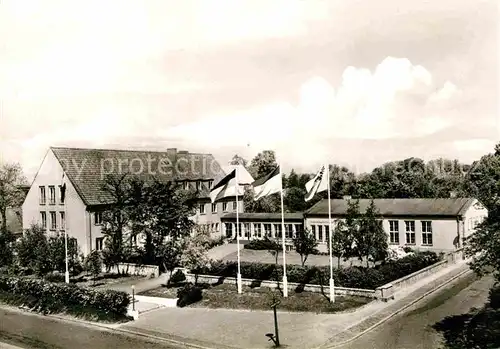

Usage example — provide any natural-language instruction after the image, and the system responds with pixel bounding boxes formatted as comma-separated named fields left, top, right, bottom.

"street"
left=339, top=272, right=495, bottom=349
left=0, top=309, right=183, bottom=349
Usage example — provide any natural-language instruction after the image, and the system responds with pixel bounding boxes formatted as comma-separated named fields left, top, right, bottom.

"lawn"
left=140, top=283, right=371, bottom=313
left=222, top=249, right=369, bottom=267
left=41, top=272, right=146, bottom=288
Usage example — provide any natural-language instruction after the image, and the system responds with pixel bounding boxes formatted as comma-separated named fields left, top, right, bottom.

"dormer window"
left=196, top=181, right=201, bottom=190
left=183, top=181, right=188, bottom=190
left=208, top=180, right=213, bottom=189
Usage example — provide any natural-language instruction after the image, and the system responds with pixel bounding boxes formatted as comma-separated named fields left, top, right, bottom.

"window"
left=389, top=220, right=399, bottom=244
left=274, top=224, right=282, bottom=238
left=225, top=223, right=233, bottom=238
left=50, top=211, right=57, bottom=230
left=222, top=202, right=228, bottom=212
left=311, top=225, right=316, bottom=240
left=244, top=223, right=250, bottom=238
left=421, top=221, right=433, bottom=246
left=208, top=180, right=213, bottom=189
left=233, top=201, right=237, bottom=211
left=324, top=225, right=330, bottom=242
left=264, top=224, right=272, bottom=237
left=237, top=223, right=243, bottom=237
left=49, top=186, right=56, bottom=205
left=131, top=235, right=137, bottom=247
left=214, top=223, right=219, bottom=231
left=211, top=203, right=217, bottom=213
left=58, top=185, right=65, bottom=204
left=405, top=221, right=415, bottom=244
left=254, top=223, right=262, bottom=238
left=40, top=212, right=47, bottom=229
left=295, top=224, right=303, bottom=236
left=318, top=225, right=323, bottom=241
left=95, top=237, right=104, bottom=251
left=196, top=181, right=201, bottom=190
left=199, top=204, right=206, bottom=214
left=94, top=212, right=103, bottom=225
left=60, top=212, right=65, bottom=231
left=39, top=186, right=46, bottom=205
left=285, top=224, right=293, bottom=239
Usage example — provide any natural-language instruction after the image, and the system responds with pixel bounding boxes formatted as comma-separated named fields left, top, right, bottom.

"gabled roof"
left=221, top=212, right=304, bottom=221
left=306, top=198, right=477, bottom=217
left=51, top=147, right=225, bottom=206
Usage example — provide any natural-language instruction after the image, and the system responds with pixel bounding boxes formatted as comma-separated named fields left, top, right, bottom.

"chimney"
left=343, top=195, right=351, bottom=200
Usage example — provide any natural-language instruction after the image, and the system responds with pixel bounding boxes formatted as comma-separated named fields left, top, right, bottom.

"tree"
left=243, top=186, right=281, bottom=213
left=292, top=228, right=317, bottom=266
left=181, top=229, right=211, bottom=284
left=47, top=234, right=81, bottom=275
left=354, top=200, right=389, bottom=267
left=229, top=154, right=248, bottom=167
left=16, top=224, right=50, bottom=276
left=84, top=250, right=103, bottom=285
left=100, top=173, right=132, bottom=271
left=0, top=162, right=26, bottom=235
left=265, top=236, right=282, bottom=265
left=0, top=162, right=26, bottom=265
left=329, top=221, right=353, bottom=268
left=248, top=150, right=278, bottom=179
left=158, top=239, right=186, bottom=285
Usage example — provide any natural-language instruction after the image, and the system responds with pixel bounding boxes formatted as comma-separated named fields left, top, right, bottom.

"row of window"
left=181, top=180, right=214, bottom=191
left=40, top=211, right=65, bottom=231
left=39, top=185, right=65, bottom=205
left=311, top=225, right=330, bottom=241
left=94, top=235, right=136, bottom=251
left=199, top=201, right=238, bottom=214
left=224, top=223, right=302, bottom=239
left=388, top=220, right=432, bottom=245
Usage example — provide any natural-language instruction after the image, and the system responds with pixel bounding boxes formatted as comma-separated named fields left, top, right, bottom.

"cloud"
left=161, top=57, right=459, bottom=167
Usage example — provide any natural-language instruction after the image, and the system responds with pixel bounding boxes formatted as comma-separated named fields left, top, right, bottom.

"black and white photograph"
left=0, top=0, right=498, bottom=348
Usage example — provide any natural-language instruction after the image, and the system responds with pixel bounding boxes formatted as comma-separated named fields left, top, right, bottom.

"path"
left=119, top=260, right=470, bottom=349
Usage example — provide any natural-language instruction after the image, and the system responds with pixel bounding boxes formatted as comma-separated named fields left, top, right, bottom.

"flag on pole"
left=304, top=165, right=329, bottom=202
left=251, top=166, right=281, bottom=201
left=210, top=169, right=236, bottom=203
left=60, top=173, right=66, bottom=203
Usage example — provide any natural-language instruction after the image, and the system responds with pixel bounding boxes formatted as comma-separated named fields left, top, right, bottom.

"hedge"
left=0, top=275, right=130, bottom=321
left=193, top=251, right=441, bottom=290
left=244, top=239, right=279, bottom=251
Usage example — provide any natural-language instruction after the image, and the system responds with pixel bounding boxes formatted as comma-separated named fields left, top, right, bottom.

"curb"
left=321, top=265, right=472, bottom=349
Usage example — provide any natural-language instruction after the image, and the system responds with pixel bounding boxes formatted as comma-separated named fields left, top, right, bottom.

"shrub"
left=193, top=251, right=441, bottom=290
left=170, top=269, right=186, bottom=285
left=402, top=246, right=414, bottom=253
left=489, top=284, right=500, bottom=309
left=176, top=283, right=203, bottom=307
left=0, top=275, right=130, bottom=321
left=244, top=239, right=279, bottom=251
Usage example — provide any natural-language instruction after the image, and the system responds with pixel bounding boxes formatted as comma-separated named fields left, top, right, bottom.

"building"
left=220, top=212, right=304, bottom=242
left=22, top=147, right=244, bottom=255
left=306, top=198, right=488, bottom=252
left=219, top=198, right=488, bottom=253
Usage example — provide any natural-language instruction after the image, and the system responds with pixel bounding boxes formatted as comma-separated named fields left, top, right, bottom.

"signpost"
left=266, top=296, right=281, bottom=347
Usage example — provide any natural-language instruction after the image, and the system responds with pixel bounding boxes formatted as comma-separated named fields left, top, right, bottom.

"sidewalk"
left=117, top=260, right=470, bottom=349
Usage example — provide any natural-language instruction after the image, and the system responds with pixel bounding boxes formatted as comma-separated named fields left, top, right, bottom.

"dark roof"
left=221, top=212, right=304, bottom=221
left=306, top=198, right=476, bottom=217
left=51, top=147, right=225, bottom=206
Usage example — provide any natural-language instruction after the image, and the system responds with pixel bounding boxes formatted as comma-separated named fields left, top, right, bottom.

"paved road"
left=0, top=309, right=184, bottom=349
left=339, top=272, right=495, bottom=349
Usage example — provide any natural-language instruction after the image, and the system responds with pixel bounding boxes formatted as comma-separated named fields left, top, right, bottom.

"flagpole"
left=279, top=164, right=288, bottom=298
left=327, top=164, right=334, bottom=303
left=235, top=168, right=242, bottom=294
left=63, top=174, right=69, bottom=284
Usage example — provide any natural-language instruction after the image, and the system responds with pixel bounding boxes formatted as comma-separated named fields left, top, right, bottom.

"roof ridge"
left=50, top=146, right=213, bottom=156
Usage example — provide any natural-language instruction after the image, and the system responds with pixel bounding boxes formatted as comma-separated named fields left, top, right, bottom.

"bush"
left=176, top=283, right=203, bottom=307
left=170, top=269, right=186, bottom=284
left=193, top=251, right=441, bottom=290
left=489, top=284, right=500, bottom=309
left=0, top=275, right=130, bottom=321
left=244, top=239, right=279, bottom=251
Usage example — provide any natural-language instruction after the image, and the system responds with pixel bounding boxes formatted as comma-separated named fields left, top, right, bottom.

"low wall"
left=185, top=273, right=376, bottom=299
left=103, top=263, right=159, bottom=278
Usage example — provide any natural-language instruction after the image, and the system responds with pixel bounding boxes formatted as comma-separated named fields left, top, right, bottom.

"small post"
left=132, top=285, right=135, bottom=311
left=273, top=301, right=280, bottom=347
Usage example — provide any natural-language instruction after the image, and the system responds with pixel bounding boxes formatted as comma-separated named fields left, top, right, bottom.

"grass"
left=140, top=283, right=371, bottom=313
left=223, top=249, right=369, bottom=267
left=42, top=272, right=146, bottom=288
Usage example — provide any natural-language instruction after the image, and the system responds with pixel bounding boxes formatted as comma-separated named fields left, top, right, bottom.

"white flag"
left=304, top=165, right=329, bottom=201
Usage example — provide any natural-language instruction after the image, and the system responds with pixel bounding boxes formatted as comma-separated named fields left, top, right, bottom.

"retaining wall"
left=103, top=263, right=159, bottom=278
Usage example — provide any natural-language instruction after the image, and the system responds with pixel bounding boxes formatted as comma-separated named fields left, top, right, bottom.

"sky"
left=0, top=0, right=498, bottom=180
